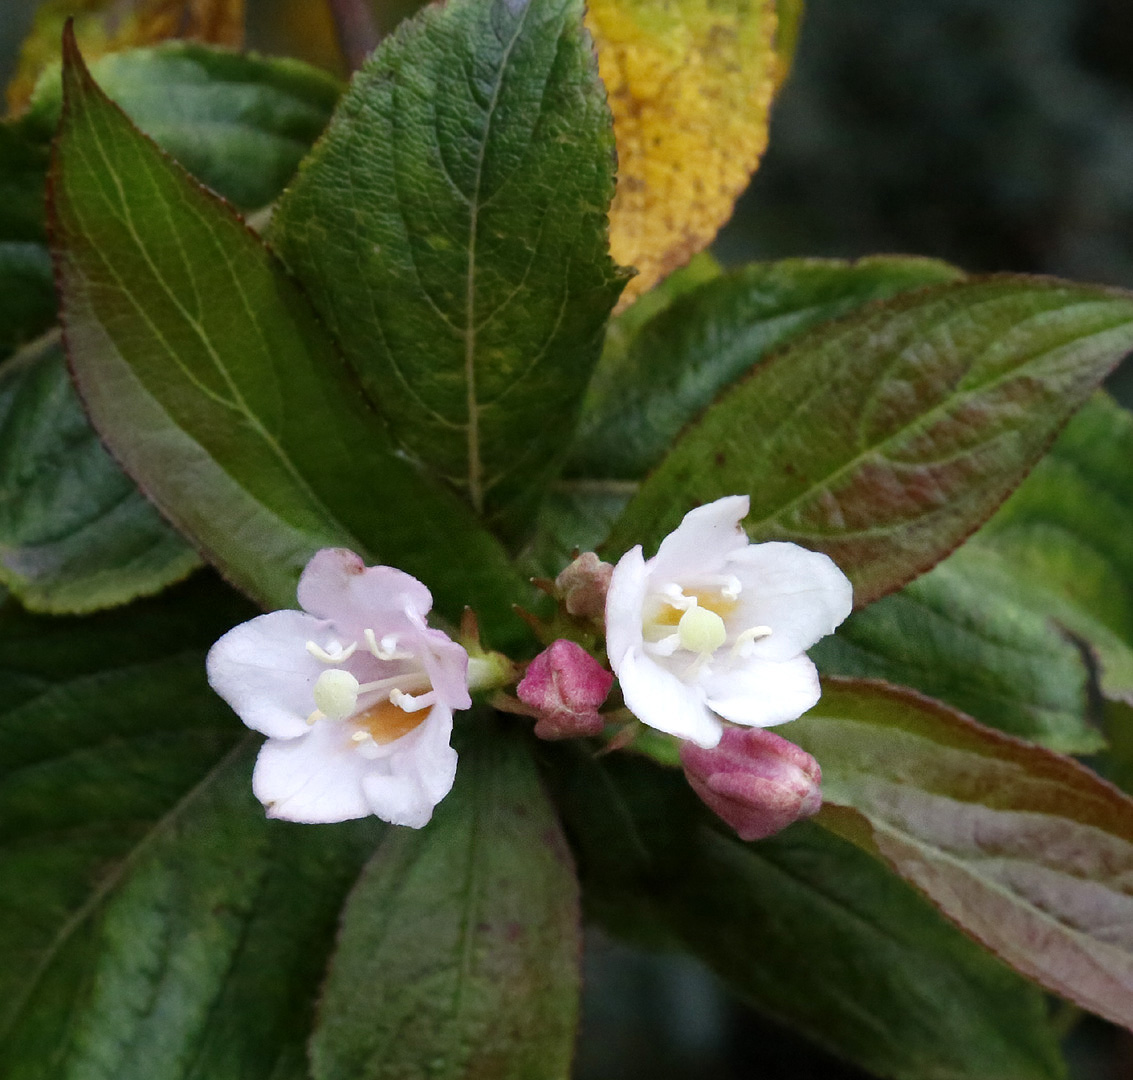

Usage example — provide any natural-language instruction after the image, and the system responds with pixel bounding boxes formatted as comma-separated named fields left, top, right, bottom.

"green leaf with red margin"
left=540, top=743, right=1064, bottom=1080
left=604, top=277, right=1133, bottom=607
left=784, top=677, right=1133, bottom=1031
left=47, top=29, right=526, bottom=640
left=311, top=724, right=580, bottom=1080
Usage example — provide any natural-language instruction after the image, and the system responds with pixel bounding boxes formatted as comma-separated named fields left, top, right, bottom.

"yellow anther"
left=677, top=606, right=727, bottom=655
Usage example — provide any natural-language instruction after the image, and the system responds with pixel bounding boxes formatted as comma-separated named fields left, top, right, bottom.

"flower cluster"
left=207, top=497, right=851, bottom=839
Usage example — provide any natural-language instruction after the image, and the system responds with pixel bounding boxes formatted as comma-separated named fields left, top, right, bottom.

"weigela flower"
left=681, top=727, right=823, bottom=841
left=606, top=496, right=852, bottom=748
left=517, top=639, right=614, bottom=740
left=206, top=549, right=469, bottom=827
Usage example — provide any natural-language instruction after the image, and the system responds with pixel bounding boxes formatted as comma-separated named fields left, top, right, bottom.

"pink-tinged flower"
left=554, top=552, right=614, bottom=621
left=681, top=727, right=822, bottom=841
left=206, top=549, right=470, bottom=828
left=606, top=495, right=852, bottom=748
left=517, top=639, right=614, bottom=740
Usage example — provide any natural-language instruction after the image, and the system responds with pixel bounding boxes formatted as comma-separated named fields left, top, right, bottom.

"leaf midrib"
left=461, top=2, right=533, bottom=513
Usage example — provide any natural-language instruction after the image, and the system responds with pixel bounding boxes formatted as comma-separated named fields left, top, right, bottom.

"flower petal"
left=362, top=708, right=457, bottom=828
left=252, top=723, right=373, bottom=823
left=606, top=545, right=649, bottom=670
left=206, top=610, right=325, bottom=739
left=297, top=548, right=433, bottom=637
left=414, top=627, right=472, bottom=710
left=650, top=495, right=751, bottom=582
left=703, top=654, right=821, bottom=728
left=619, top=648, right=723, bottom=747
left=729, top=542, right=853, bottom=661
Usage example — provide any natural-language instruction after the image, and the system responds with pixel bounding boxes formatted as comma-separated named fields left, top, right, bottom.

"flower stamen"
left=306, top=639, right=358, bottom=664
left=730, top=625, right=773, bottom=657
left=364, top=628, right=413, bottom=661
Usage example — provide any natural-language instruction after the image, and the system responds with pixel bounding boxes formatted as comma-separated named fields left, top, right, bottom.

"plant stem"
left=328, top=0, right=380, bottom=71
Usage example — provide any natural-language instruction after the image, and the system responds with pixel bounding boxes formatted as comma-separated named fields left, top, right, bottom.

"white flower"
left=206, top=549, right=470, bottom=827
left=606, top=496, right=852, bottom=749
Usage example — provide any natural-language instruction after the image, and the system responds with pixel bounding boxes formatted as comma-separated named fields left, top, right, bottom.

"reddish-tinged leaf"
left=604, top=277, right=1133, bottom=606
left=785, top=678, right=1133, bottom=1030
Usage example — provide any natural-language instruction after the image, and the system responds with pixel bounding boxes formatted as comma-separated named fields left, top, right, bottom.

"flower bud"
left=554, top=552, right=614, bottom=621
left=680, top=727, right=822, bottom=841
left=517, top=639, right=613, bottom=740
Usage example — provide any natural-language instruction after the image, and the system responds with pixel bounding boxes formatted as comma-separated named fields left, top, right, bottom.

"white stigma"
left=312, top=669, right=360, bottom=721
left=677, top=606, right=728, bottom=655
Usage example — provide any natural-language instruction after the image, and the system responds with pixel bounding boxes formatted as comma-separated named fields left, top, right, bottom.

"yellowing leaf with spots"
left=7, top=0, right=244, bottom=114
left=586, top=0, right=779, bottom=308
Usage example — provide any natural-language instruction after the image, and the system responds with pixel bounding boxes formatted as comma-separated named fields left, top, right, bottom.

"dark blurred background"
left=3, top=0, right=1133, bottom=1075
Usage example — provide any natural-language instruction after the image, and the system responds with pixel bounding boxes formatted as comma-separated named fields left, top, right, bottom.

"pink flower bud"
left=680, top=727, right=822, bottom=841
left=554, top=552, right=614, bottom=621
left=517, top=639, right=614, bottom=740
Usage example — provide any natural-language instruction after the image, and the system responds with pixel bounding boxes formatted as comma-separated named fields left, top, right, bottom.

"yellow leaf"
left=7, top=0, right=245, bottom=115
left=586, top=0, right=779, bottom=308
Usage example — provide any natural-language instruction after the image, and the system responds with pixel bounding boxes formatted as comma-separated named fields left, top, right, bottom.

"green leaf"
left=604, top=277, right=1133, bottom=607
left=967, top=392, right=1133, bottom=698
left=0, top=334, right=201, bottom=613
left=49, top=34, right=526, bottom=639
left=271, top=0, right=628, bottom=534
left=541, top=745, right=1064, bottom=1080
left=0, top=578, right=384, bottom=1080
left=531, top=256, right=963, bottom=578
left=0, top=575, right=372, bottom=1075
left=812, top=554, right=1101, bottom=753
left=571, top=256, right=964, bottom=480
left=25, top=42, right=343, bottom=212
left=786, top=677, right=1133, bottom=1032
left=311, top=725, right=580, bottom=1080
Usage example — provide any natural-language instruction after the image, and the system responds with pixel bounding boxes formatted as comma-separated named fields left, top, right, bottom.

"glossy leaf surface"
left=787, top=678, right=1133, bottom=1031
left=606, top=277, right=1133, bottom=606
left=49, top=36, right=524, bottom=636
left=272, top=0, right=627, bottom=533
left=312, top=727, right=579, bottom=1080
